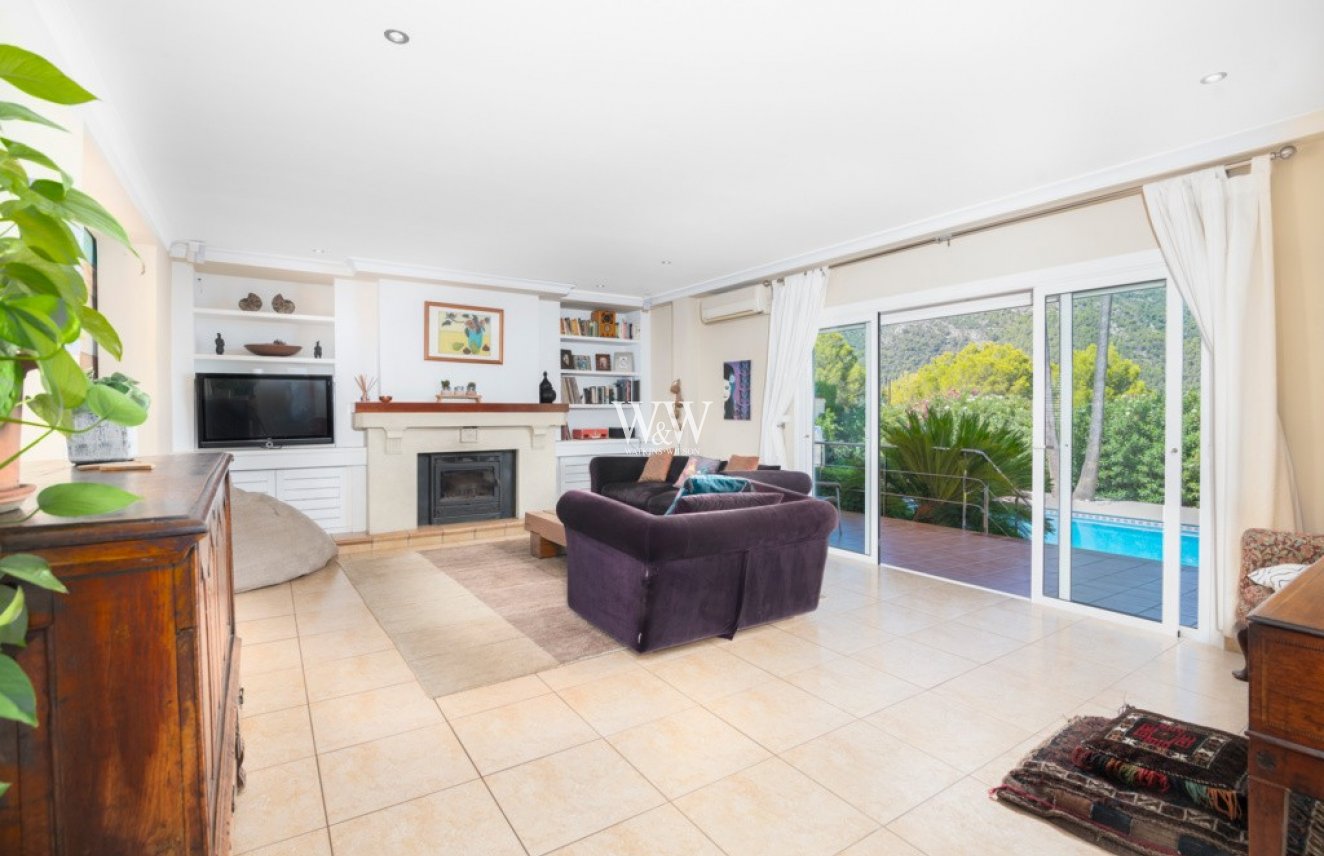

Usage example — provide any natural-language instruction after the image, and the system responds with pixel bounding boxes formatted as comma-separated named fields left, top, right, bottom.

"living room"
left=1, top=2, right=1322, bottom=855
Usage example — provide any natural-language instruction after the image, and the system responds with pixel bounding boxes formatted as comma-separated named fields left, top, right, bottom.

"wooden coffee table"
left=524, top=510, right=566, bottom=558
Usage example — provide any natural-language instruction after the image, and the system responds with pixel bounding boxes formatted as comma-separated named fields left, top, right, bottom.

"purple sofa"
left=556, top=481, right=837, bottom=652
left=589, top=455, right=813, bottom=515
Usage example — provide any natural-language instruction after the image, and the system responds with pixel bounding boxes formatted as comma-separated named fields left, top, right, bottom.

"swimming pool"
left=1043, top=511, right=1199, bottom=567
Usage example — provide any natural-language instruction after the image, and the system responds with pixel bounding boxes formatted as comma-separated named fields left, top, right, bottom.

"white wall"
left=333, top=278, right=379, bottom=447
left=376, top=279, right=546, bottom=404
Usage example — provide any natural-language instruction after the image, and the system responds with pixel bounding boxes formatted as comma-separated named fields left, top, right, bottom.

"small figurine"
left=440, top=380, right=451, bottom=391
left=314, top=340, right=323, bottom=359
left=214, top=332, right=225, bottom=355
left=466, top=381, right=477, bottom=394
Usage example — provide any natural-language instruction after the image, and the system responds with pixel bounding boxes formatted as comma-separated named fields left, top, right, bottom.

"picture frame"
left=613, top=352, right=635, bottom=373
left=723, top=359, right=752, bottom=420
left=594, top=353, right=612, bottom=372
left=424, top=301, right=504, bottom=364
left=560, top=349, right=573, bottom=370
left=574, top=354, right=592, bottom=371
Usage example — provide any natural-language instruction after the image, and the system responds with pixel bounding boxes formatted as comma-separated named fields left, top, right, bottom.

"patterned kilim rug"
left=993, top=710, right=1324, bottom=856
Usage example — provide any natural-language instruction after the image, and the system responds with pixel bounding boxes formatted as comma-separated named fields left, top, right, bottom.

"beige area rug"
left=340, top=539, right=619, bottom=697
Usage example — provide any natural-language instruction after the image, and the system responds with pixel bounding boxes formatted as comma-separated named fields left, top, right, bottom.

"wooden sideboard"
left=0, top=453, right=241, bottom=855
left=1247, top=558, right=1324, bottom=855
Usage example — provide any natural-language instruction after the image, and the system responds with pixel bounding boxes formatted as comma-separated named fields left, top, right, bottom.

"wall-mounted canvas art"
left=723, top=359, right=751, bottom=420
left=424, top=302, right=504, bottom=364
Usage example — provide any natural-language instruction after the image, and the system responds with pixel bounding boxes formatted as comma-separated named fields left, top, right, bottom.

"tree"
left=1074, top=294, right=1112, bottom=499
left=888, top=341, right=1032, bottom=407
left=881, top=406, right=1035, bottom=538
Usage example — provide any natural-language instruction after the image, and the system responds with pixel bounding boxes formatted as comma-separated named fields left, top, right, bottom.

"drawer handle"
left=1256, top=750, right=1277, bottom=771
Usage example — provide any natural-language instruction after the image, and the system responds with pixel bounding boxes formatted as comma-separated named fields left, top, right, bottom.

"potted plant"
left=0, top=44, right=148, bottom=798
left=66, top=372, right=151, bottom=463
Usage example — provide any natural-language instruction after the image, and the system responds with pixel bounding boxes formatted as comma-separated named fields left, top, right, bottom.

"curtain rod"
left=759, top=143, right=1300, bottom=282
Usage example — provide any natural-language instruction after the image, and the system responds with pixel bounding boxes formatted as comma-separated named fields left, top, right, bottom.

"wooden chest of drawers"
left=1247, top=558, right=1324, bottom=855
left=0, top=454, right=241, bottom=855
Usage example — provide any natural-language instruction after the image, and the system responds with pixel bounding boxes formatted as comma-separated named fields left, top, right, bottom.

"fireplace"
left=417, top=451, right=516, bottom=525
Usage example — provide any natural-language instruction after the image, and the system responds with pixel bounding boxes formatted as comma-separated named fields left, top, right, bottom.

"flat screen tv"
left=195, top=373, right=334, bottom=448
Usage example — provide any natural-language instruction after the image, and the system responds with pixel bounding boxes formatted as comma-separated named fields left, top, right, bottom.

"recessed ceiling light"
left=384, top=29, right=410, bottom=45
left=594, top=284, right=607, bottom=289
left=310, top=248, right=328, bottom=255
left=1200, top=71, right=1227, bottom=85
left=660, top=260, right=672, bottom=265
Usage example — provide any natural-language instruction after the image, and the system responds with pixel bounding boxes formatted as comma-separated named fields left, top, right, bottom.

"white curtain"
left=1142, top=156, right=1301, bottom=635
left=759, top=267, right=828, bottom=466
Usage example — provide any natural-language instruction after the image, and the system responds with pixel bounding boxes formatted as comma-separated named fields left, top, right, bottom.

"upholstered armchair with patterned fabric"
left=1233, top=527, right=1324, bottom=679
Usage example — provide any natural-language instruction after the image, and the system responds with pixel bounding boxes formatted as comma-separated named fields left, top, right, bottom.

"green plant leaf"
left=0, top=293, right=63, bottom=355
left=3, top=255, right=88, bottom=303
left=84, top=382, right=146, bottom=426
left=0, top=99, right=65, bottom=130
left=0, top=654, right=37, bottom=727
left=57, top=189, right=132, bottom=251
left=76, top=305, right=121, bottom=360
left=0, top=45, right=95, bottom=105
left=0, top=554, right=66, bottom=593
left=0, top=585, right=28, bottom=647
left=0, top=781, right=9, bottom=799
left=29, top=177, right=66, bottom=202
left=0, top=585, right=24, bottom=626
left=36, top=482, right=139, bottom=518
left=25, top=393, right=65, bottom=430
left=0, top=138, right=69, bottom=187
left=0, top=360, right=18, bottom=416
left=6, top=204, right=80, bottom=263
left=37, top=346, right=88, bottom=410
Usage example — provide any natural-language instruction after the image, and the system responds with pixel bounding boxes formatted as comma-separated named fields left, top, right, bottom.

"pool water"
left=1043, top=511, right=1199, bottom=567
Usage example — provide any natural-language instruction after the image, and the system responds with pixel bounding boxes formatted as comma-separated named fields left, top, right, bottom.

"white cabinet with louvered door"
left=558, top=455, right=594, bottom=495
left=230, top=469, right=276, bottom=496
left=275, top=467, right=350, bottom=532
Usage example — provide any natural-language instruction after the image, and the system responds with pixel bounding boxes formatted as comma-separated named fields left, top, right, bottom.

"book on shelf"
left=565, top=378, right=641, bottom=405
left=559, top=317, right=638, bottom=340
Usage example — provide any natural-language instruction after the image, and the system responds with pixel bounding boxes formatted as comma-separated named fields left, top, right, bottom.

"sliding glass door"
left=1036, top=280, right=1202, bottom=630
left=812, top=324, right=871, bottom=554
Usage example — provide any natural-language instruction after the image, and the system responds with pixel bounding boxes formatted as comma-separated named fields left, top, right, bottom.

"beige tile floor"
left=232, top=545, right=1250, bottom=856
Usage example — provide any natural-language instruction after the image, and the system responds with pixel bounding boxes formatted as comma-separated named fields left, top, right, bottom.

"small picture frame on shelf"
left=560, top=349, right=573, bottom=370
left=574, top=355, right=592, bottom=371
left=594, top=354, right=611, bottom=372
left=612, top=352, right=635, bottom=373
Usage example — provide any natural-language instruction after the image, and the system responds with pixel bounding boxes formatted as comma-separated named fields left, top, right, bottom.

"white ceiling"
left=43, top=0, right=1324, bottom=298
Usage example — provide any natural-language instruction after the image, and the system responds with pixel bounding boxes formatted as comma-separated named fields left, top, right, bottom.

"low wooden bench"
left=524, top=510, right=566, bottom=558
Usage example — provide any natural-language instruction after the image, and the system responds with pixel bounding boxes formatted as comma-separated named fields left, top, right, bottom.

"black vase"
left=539, top=371, right=556, bottom=403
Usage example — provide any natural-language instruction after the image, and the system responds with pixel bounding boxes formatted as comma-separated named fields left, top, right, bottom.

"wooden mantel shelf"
left=353, top=402, right=570, bottom=414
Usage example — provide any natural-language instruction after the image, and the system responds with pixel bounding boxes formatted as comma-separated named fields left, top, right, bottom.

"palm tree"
left=881, top=406, right=1035, bottom=538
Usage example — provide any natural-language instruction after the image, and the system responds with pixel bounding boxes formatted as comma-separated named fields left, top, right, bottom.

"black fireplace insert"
left=417, top=451, right=516, bottom=525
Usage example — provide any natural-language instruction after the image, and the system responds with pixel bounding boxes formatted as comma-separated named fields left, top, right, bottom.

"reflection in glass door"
left=813, top=324, right=869, bottom=554
left=1039, top=282, right=1201, bottom=628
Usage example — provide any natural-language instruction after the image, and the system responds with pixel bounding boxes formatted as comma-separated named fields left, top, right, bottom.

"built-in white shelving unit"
left=554, top=300, right=650, bottom=494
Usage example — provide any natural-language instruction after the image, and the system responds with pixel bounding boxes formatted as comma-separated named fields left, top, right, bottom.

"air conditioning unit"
left=700, top=284, right=771, bottom=324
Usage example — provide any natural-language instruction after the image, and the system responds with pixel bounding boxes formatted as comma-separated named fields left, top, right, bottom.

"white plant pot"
left=66, top=407, right=138, bottom=464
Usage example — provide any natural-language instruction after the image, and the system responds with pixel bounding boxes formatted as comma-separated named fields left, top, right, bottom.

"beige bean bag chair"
left=232, top=487, right=337, bottom=592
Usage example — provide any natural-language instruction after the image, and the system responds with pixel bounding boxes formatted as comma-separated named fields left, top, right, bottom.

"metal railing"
left=811, top=439, right=1029, bottom=536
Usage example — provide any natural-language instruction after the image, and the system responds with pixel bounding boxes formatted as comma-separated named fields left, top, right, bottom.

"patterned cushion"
left=672, top=455, right=720, bottom=488
left=1237, top=529, right=1324, bottom=623
left=1071, top=707, right=1247, bottom=823
left=637, top=449, right=674, bottom=482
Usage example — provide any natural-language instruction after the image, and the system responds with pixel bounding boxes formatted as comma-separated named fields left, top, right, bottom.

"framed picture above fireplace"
left=424, top=301, right=505, bottom=364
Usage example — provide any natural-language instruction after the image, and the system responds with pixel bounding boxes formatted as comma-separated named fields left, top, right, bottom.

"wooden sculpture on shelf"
left=670, top=378, right=683, bottom=423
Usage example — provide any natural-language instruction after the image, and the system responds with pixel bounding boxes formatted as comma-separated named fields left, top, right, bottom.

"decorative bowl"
left=244, top=343, right=302, bottom=357
left=377, top=395, right=394, bottom=403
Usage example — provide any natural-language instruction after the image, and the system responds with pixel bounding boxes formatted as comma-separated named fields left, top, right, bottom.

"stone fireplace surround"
left=352, top=402, right=567, bottom=534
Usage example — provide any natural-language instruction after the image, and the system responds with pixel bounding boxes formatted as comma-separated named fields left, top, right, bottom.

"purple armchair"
left=556, top=484, right=837, bottom=652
